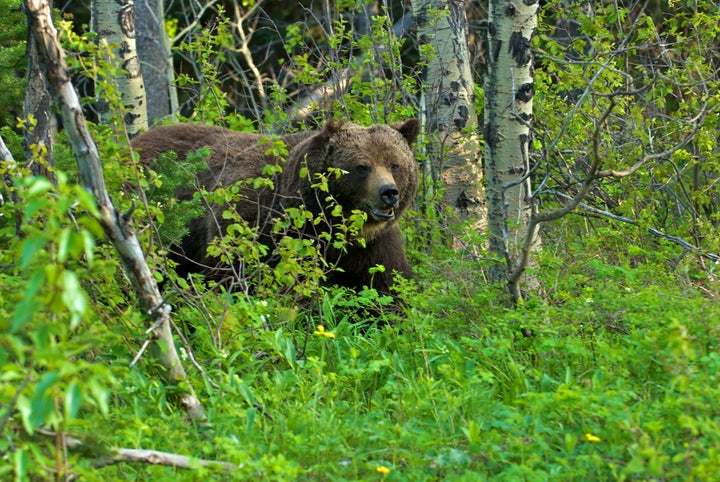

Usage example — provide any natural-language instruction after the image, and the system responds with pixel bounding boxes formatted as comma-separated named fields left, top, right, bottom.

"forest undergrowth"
left=3, top=200, right=718, bottom=481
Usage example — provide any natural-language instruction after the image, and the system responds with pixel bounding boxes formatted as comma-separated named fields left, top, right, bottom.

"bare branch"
left=232, top=1, right=267, bottom=113
left=286, top=12, right=413, bottom=122
left=595, top=100, right=717, bottom=178
left=92, top=448, right=236, bottom=471
left=505, top=98, right=617, bottom=299
left=171, top=0, right=222, bottom=44
left=549, top=190, right=720, bottom=265
left=36, top=430, right=236, bottom=475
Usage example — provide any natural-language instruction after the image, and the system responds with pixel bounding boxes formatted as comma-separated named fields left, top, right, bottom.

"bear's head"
left=288, top=119, right=420, bottom=241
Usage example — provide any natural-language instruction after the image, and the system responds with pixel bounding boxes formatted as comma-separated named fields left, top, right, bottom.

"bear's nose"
left=380, top=184, right=399, bottom=207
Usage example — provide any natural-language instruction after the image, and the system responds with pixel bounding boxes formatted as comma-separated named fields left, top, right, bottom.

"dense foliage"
left=1, top=0, right=719, bottom=480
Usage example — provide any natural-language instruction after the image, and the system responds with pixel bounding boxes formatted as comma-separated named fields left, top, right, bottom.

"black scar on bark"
left=523, top=0, right=539, bottom=5
left=519, top=133, right=531, bottom=168
left=454, top=105, right=469, bottom=130
left=516, top=82, right=534, bottom=103
left=519, top=133, right=531, bottom=152
left=484, top=121, right=499, bottom=150
left=518, top=112, right=533, bottom=123
left=505, top=4, right=516, bottom=16
left=509, top=31, right=532, bottom=67
left=492, top=40, right=502, bottom=64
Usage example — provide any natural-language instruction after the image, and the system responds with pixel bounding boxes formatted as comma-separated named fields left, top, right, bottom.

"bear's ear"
left=324, top=120, right=345, bottom=134
left=393, top=118, right=420, bottom=146
left=304, top=122, right=341, bottom=165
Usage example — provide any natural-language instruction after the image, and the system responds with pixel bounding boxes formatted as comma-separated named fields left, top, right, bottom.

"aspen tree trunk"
left=135, top=0, right=176, bottom=123
left=24, top=0, right=206, bottom=423
left=24, top=28, right=57, bottom=183
left=92, top=0, right=148, bottom=136
left=412, top=0, right=485, bottom=229
left=484, top=0, right=541, bottom=296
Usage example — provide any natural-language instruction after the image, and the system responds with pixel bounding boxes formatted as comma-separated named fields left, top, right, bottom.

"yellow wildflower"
left=313, top=325, right=336, bottom=338
left=585, top=433, right=601, bottom=443
left=376, top=465, right=391, bottom=476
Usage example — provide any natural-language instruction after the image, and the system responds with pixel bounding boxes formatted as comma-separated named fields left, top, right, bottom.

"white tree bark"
left=92, top=0, right=148, bottom=136
left=484, top=0, right=541, bottom=292
left=412, top=0, right=485, bottom=226
left=24, top=0, right=205, bottom=422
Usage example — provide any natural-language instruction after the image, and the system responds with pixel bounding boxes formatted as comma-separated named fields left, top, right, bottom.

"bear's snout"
left=379, top=184, right=399, bottom=207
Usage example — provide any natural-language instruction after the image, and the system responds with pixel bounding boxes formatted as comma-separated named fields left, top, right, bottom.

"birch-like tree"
left=484, top=0, right=540, bottom=294
left=92, top=0, right=148, bottom=136
left=24, top=28, right=56, bottom=182
left=412, top=0, right=484, bottom=231
left=24, top=0, right=204, bottom=422
left=135, top=0, right=175, bottom=123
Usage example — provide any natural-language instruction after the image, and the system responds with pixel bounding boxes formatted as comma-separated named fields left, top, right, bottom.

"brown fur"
left=131, top=120, right=420, bottom=293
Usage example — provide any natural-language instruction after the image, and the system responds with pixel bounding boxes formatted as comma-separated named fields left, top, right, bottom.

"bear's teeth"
left=370, top=208, right=394, bottom=220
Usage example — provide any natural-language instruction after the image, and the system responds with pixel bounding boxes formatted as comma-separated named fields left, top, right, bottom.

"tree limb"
left=549, top=190, right=720, bottom=266
left=286, top=12, right=413, bottom=123
left=24, top=0, right=206, bottom=423
left=35, top=430, right=236, bottom=477
left=594, top=99, right=716, bottom=179
left=505, top=99, right=617, bottom=302
left=92, top=448, right=236, bottom=471
left=232, top=1, right=267, bottom=115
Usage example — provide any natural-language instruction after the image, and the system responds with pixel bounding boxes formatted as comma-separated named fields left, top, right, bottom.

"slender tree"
left=135, top=0, right=175, bottom=123
left=24, top=25, right=56, bottom=182
left=24, top=0, right=205, bottom=422
left=484, top=0, right=541, bottom=293
left=412, top=0, right=484, bottom=230
left=92, top=0, right=148, bottom=136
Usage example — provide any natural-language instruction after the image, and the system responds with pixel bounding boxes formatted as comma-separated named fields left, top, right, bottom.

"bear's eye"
left=356, top=165, right=371, bottom=176
left=390, top=163, right=401, bottom=172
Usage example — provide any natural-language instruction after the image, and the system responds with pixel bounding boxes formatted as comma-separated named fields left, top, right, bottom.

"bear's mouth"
left=368, top=207, right=395, bottom=221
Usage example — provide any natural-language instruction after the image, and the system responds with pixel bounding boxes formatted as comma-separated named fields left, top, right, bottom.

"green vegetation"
left=2, top=0, right=720, bottom=480
left=3, top=195, right=719, bottom=480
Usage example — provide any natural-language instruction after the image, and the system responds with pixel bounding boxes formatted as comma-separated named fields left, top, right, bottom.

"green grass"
left=3, top=195, right=719, bottom=481
left=71, top=236, right=720, bottom=481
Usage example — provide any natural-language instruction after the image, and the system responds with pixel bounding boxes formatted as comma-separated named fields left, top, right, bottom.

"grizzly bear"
left=130, top=119, right=420, bottom=294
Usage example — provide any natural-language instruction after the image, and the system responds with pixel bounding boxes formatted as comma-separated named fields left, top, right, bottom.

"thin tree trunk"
left=92, top=0, right=148, bottom=136
left=412, top=0, right=485, bottom=232
left=135, top=0, right=174, bottom=124
left=24, top=24, right=57, bottom=182
left=484, top=0, right=541, bottom=294
left=0, top=135, right=18, bottom=219
left=24, top=0, right=205, bottom=423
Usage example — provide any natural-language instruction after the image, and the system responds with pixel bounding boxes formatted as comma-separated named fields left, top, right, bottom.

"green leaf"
left=26, top=176, right=53, bottom=197
left=13, top=448, right=28, bottom=481
left=64, top=381, right=82, bottom=420
left=29, top=371, right=59, bottom=432
left=57, top=228, right=72, bottom=263
left=89, top=380, right=110, bottom=416
left=11, top=270, right=46, bottom=333
left=61, top=270, right=87, bottom=329
left=20, top=235, right=48, bottom=270
left=81, top=229, right=95, bottom=267
left=75, top=186, right=101, bottom=217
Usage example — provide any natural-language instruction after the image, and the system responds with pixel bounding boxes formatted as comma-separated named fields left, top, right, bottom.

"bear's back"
left=131, top=124, right=314, bottom=194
